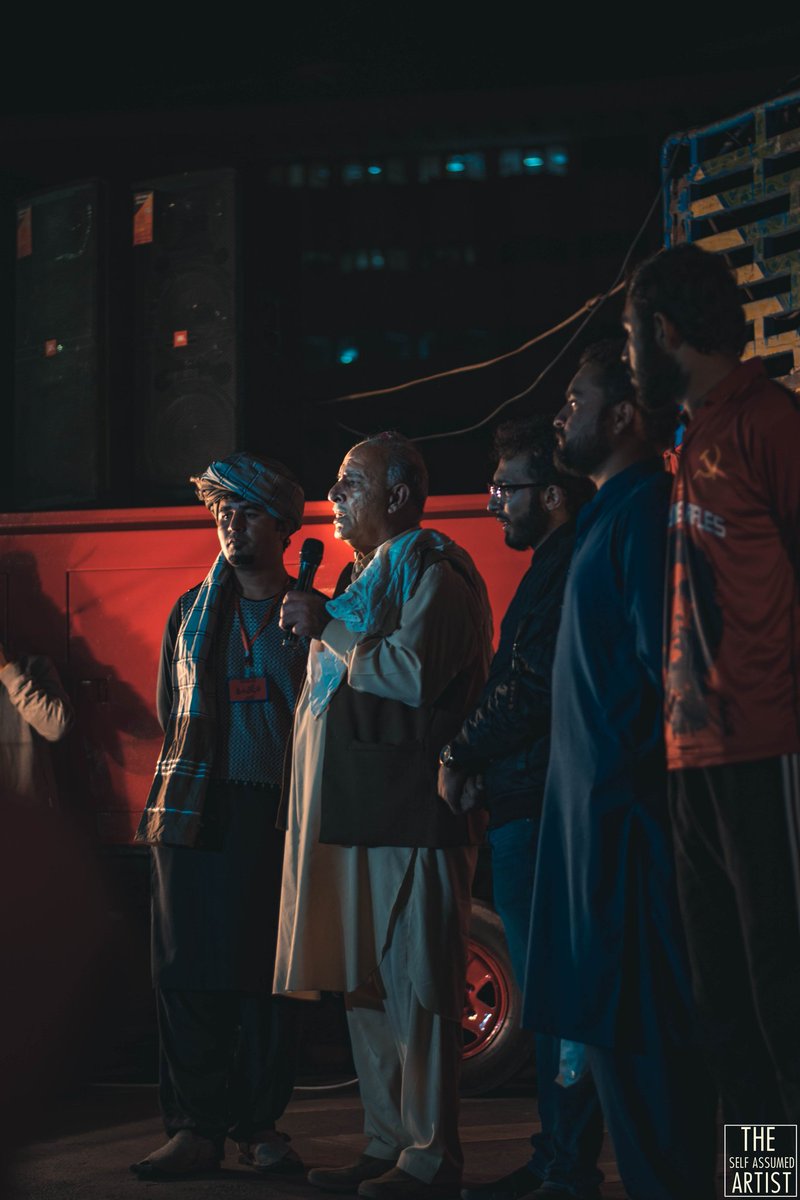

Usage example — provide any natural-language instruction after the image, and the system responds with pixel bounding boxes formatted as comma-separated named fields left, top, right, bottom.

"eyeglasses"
left=487, top=482, right=544, bottom=501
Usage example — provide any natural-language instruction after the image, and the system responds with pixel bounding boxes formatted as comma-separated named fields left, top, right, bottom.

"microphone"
left=283, top=537, right=325, bottom=643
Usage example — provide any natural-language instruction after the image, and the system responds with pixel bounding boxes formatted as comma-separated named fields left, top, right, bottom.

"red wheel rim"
left=461, top=937, right=510, bottom=1059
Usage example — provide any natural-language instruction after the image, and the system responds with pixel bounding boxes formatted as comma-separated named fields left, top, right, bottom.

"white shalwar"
left=274, top=558, right=489, bottom=1184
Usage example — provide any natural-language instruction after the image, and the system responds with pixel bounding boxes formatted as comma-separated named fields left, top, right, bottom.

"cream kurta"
left=273, top=559, right=488, bottom=1019
left=0, top=655, right=73, bottom=807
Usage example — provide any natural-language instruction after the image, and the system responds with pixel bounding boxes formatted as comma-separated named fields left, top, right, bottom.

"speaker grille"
left=14, top=181, right=105, bottom=508
left=132, top=169, right=240, bottom=500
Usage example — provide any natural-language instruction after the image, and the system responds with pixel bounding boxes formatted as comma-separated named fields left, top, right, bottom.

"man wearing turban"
left=132, top=452, right=308, bottom=1180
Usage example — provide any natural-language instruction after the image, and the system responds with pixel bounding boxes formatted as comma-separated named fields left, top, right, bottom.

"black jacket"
left=448, top=521, right=575, bottom=828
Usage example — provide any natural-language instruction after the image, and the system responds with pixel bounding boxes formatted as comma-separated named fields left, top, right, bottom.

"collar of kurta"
left=577, top=457, right=665, bottom=537
left=307, top=527, right=492, bottom=717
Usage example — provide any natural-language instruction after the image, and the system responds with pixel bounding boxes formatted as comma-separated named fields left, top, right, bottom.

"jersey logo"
left=693, top=444, right=728, bottom=482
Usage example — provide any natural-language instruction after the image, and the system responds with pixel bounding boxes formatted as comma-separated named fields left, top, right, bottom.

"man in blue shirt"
left=525, top=343, right=716, bottom=1200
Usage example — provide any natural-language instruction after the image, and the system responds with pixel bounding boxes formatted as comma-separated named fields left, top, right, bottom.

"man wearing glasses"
left=438, top=417, right=603, bottom=1200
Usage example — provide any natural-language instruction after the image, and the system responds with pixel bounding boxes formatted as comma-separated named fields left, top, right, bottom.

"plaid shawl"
left=136, top=452, right=305, bottom=847
left=135, top=553, right=230, bottom=847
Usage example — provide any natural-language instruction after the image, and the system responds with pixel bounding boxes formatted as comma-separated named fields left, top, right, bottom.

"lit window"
left=342, top=163, right=365, bottom=185
left=370, top=251, right=385, bottom=269
left=367, top=164, right=383, bottom=177
left=522, top=153, right=544, bottom=172
left=547, top=148, right=569, bottom=175
left=337, top=344, right=359, bottom=365
left=445, top=152, right=485, bottom=180
left=355, top=250, right=370, bottom=271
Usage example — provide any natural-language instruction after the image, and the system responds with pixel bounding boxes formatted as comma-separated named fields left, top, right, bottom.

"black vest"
left=318, top=555, right=480, bottom=848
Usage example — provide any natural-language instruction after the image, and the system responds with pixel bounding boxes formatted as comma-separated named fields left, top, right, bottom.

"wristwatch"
left=439, top=743, right=458, bottom=769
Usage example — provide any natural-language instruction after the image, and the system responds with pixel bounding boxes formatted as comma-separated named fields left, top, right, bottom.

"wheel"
left=460, top=899, right=533, bottom=1096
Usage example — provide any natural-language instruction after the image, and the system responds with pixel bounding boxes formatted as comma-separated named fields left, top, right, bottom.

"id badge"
left=229, top=676, right=268, bottom=702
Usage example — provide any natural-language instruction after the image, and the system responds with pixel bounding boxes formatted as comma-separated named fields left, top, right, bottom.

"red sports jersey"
left=665, top=357, right=800, bottom=769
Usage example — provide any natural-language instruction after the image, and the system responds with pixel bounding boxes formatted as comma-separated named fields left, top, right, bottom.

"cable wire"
left=319, top=300, right=617, bottom=407
left=331, top=137, right=685, bottom=443
left=294, top=1077, right=359, bottom=1093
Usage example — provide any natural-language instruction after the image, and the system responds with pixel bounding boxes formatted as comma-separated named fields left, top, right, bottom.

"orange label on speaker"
left=173, top=330, right=188, bottom=348
left=133, top=191, right=154, bottom=245
left=44, top=339, right=58, bottom=357
left=17, top=206, right=32, bottom=258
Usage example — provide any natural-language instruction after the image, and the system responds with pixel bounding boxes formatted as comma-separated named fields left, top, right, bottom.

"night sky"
left=1, top=6, right=799, bottom=502
left=2, top=7, right=798, bottom=118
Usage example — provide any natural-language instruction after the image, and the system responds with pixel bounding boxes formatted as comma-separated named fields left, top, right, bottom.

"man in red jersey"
left=624, top=242, right=800, bottom=1124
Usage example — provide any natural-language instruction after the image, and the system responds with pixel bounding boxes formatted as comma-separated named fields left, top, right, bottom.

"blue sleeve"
left=618, top=474, right=671, bottom=695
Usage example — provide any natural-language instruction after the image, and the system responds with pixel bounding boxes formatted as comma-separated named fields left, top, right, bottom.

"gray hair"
left=355, top=431, right=429, bottom=513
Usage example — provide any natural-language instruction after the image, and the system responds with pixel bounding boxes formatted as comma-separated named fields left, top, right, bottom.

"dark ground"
left=7, top=1083, right=631, bottom=1200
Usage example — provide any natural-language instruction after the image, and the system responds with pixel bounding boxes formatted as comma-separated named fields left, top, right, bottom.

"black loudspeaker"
left=14, top=181, right=106, bottom=508
left=132, top=169, right=240, bottom=500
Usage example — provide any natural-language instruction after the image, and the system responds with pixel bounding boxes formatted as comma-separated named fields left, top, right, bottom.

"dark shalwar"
left=525, top=459, right=716, bottom=1200
left=151, top=586, right=307, bottom=1150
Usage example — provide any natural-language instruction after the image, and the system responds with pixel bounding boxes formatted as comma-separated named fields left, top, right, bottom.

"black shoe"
left=461, top=1166, right=543, bottom=1200
left=358, top=1167, right=461, bottom=1200
left=309, top=1155, right=399, bottom=1193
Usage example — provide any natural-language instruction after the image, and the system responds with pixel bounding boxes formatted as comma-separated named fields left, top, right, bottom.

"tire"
left=460, top=899, right=533, bottom=1096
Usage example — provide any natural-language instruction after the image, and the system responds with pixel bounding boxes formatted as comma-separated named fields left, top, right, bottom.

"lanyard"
left=234, top=593, right=282, bottom=663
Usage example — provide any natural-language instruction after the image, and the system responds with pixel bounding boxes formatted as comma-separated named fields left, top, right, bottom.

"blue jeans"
left=488, top=818, right=604, bottom=1200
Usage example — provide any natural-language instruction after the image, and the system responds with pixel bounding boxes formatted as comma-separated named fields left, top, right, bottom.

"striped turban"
left=191, top=452, right=304, bottom=534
